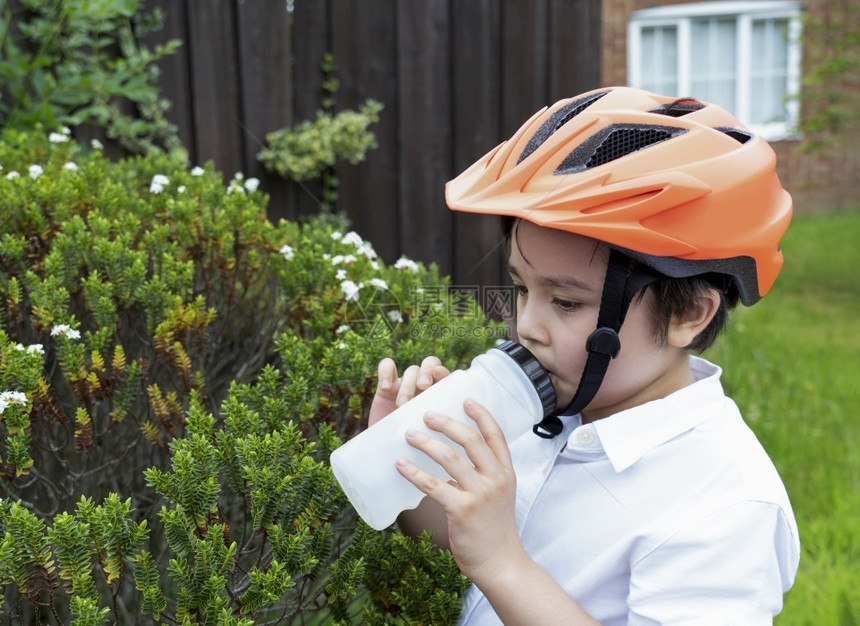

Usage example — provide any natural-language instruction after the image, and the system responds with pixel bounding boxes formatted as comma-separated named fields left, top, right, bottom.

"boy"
left=368, top=87, right=799, bottom=624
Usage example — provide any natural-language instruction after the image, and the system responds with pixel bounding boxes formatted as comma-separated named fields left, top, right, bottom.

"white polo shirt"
left=458, top=357, right=799, bottom=625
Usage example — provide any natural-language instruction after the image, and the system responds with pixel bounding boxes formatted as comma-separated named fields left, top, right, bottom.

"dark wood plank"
left=236, top=0, right=294, bottom=220
left=548, top=0, right=602, bottom=101
left=141, top=0, right=195, bottom=155
left=501, top=0, right=550, bottom=136
left=292, top=0, right=331, bottom=216
left=330, top=0, right=400, bottom=262
left=186, top=0, right=243, bottom=181
left=396, top=0, right=454, bottom=276
left=451, top=0, right=508, bottom=292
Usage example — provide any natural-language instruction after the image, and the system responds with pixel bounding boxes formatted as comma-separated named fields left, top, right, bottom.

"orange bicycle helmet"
left=445, top=86, right=792, bottom=435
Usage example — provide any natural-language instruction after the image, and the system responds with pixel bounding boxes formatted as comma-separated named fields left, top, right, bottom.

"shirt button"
left=576, top=426, right=595, bottom=445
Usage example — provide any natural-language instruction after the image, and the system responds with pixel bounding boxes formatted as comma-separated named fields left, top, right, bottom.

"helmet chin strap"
left=533, top=250, right=662, bottom=439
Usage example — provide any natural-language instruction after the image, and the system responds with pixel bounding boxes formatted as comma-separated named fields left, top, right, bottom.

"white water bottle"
left=330, top=340, right=556, bottom=530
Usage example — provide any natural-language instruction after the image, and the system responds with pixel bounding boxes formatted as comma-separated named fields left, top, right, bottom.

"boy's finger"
left=420, top=402, right=512, bottom=474
left=376, top=358, right=399, bottom=396
left=432, top=364, right=452, bottom=383
left=397, top=364, right=421, bottom=406
left=417, top=356, right=443, bottom=390
left=464, top=399, right=514, bottom=470
left=403, top=421, right=478, bottom=488
left=394, top=455, right=458, bottom=508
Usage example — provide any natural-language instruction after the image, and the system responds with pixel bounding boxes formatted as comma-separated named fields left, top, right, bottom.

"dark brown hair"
left=501, top=216, right=740, bottom=353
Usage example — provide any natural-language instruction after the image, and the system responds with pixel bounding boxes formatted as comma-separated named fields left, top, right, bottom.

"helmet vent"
left=715, top=126, right=753, bottom=144
left=648, top=98, right=705, bottom=117
left=517, top=90, right=610, bottom=164
left=555, top=124, right=687, bottom=174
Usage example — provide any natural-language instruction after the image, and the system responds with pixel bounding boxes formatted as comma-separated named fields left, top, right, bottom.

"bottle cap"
left=493, top=341, right=557, bottom=418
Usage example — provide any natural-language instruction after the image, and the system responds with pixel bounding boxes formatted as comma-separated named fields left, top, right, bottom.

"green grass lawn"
left=705, top=210, right=860, bottom=623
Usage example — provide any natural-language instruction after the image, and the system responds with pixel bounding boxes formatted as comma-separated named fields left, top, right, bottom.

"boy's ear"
left=667, top=289, right=721, bottom=349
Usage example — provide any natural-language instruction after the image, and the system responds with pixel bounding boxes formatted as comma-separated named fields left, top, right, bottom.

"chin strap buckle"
left=532, top=415, right=564, bottom=439
left=585, top=327, right=621, bottom=359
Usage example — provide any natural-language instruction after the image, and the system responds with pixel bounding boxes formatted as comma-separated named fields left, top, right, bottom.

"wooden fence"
left=141, top=0, right=602, bottom=289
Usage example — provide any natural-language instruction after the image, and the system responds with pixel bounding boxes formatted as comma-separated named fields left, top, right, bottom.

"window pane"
left=690, top=17, right=736, bottom=111
left=639, top=25, right=678, bottom=95
left=750, top=18, right=790, bottom=125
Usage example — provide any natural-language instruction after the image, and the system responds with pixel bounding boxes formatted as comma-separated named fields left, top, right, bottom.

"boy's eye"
left=553, top=298, right=581, bottom=312
left=513, top=284, right=528, bottom=297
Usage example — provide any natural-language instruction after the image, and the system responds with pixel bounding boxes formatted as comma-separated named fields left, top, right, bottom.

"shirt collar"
left=563, top=357, right=728, bottom=472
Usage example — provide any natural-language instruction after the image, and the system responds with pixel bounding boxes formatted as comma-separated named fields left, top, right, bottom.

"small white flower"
left=394, top=258, right=420, bottom=273
left=337, top=341, right=347, bottom=349
left=340, top=280, right=361, bottom=302
left=342, top=231, right=364, bottom=247
left=244, top=177, right=260, bottom=192
left=331, top=254, right=356, bottom=266
left=323, top=253, right=331, bottom=261
left=150, top=174, right=169, bottom=194
left=29, top=165, right=43, bottom=179
left=177, top=185, right=186, bottom=193
left=330, top=231, right=343, bottom=241
left=280, top=244, right=295, bottom=260
left=336, top=324, right=351, bottom=334
left=0, top=391, right=28, bottom=415
left=335, top=269, right=347, bottom=280
left=49, top=131, right=70, bottom=143
left=5, top=171, right=19, bottom=180
left=64, top=162, right=79, bottom=172
left=14, top=344, right=44, bottom=355
left=370, top=260, right=380, bottom=270
left=51, top=324, right=81, bottom=339
left=387, top=310, right=404, bottom=324
left=369, top=278, right=388, bottom=291
left=227, top=172, right=248, bottom=195
left=91, top=139, right=104, bottom=150
left=342, top=231, right=378, bottom=260
left=191, top=166, right=205, bottom=176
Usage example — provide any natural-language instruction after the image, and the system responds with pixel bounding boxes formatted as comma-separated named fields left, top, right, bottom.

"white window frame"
left=628, top=1, right=803, bottom=141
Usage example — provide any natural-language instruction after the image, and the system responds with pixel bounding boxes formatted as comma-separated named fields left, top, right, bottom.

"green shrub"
left=257, top=99, right=382, bottom=184
left=257, top=53, right=383, bottom=212
left=0, top=128, right=507, bottom=623
left=0, top=0, right=182, bottom=155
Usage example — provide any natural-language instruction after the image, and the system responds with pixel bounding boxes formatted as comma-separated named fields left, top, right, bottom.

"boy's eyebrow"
left=507, top=264, right=597, bottom=292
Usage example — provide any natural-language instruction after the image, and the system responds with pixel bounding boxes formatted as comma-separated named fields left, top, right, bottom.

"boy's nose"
left=516, top=301, right=550, bottom=347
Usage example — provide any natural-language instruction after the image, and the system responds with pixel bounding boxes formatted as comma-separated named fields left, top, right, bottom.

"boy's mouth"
left=546, top=371, right=572, bottom=407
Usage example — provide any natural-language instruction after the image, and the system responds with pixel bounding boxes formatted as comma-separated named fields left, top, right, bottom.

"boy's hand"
left=394, top=399, right=523, bottom=584
left=368, top=356, right=451, bottom=427
left=368, top=356, right=454, bottom=547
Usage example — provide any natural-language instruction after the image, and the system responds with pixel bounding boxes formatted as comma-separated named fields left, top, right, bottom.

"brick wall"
left=601, top=0, right=860, bottom=213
